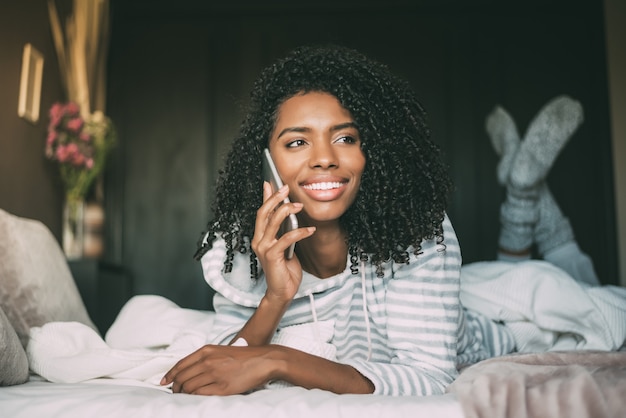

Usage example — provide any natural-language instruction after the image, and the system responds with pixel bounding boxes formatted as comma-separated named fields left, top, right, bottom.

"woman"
left=161, top=44, right=515, bottom=396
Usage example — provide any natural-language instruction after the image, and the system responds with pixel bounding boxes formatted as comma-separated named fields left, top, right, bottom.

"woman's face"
left=268, top=91, right=366, bottom=226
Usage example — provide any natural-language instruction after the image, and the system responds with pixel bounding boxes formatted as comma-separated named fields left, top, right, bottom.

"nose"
left=310, top=142, right=338, bottom=169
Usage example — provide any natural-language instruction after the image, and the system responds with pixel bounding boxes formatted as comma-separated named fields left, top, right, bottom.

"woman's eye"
left=286, top=139, right=307, bottom=148
left=335, top=135, right=358, bottom=144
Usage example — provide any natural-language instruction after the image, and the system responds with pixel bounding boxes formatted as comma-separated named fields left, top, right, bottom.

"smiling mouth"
left=302, top=181, right=345, bottom=191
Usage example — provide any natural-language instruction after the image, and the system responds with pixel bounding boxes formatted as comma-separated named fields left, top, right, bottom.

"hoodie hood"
left=200, top=236, right=352, bottom=308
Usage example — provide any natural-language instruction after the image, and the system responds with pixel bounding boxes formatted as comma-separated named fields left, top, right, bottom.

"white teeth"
left=303, top=182, right=343, bottom=191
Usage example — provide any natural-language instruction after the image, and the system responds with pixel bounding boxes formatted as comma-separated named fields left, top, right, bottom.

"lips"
left=300, top=178, right=348, bottom=201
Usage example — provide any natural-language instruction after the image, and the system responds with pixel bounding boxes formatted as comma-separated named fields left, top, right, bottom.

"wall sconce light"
left=18, top=43, right=45, bottom=124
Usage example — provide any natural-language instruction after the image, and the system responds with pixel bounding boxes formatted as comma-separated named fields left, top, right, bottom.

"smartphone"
left=262, top=148, right=299, bottom=259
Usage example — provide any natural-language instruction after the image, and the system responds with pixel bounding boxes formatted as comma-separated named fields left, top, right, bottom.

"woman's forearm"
left=163, top=343, right=374, bottom=396
left=231, top=295, right=290, bottom=346
left=268, top=345, right=375, bottom=394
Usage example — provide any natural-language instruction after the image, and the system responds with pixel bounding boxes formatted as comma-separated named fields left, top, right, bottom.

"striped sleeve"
left=207, top=293, right=255, bottom=345
left=344, top=216, right=463, bottom=396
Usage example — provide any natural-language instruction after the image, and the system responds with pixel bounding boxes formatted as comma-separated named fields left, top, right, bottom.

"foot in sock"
left=485, top=106, right=521, bottom=186
left=533, top=183, right=600, bottom=285
left=509, top=95, right=584, bottom=190
left=486, top=105, right=535, bottom=257
left=534, top=183, right=574, bottom=257
left=497, top=188, right=539, bottom=255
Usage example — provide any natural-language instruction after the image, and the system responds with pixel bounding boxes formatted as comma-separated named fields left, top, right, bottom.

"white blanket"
left=27, top=295, right=214, bottom=388
left=460, top=260, right=626, bottom=352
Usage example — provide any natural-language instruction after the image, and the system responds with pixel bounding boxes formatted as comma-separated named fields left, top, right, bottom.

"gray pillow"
left=0, top=304, right=29, bottom=386
left=0, top=208, right=97, bottom=348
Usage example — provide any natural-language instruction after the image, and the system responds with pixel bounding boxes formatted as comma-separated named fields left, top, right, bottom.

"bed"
left=1, top=208, right=625, bottom=418
left=1, top=353, right=625, bottom=418
left=0, top=377, right=464, bottom=417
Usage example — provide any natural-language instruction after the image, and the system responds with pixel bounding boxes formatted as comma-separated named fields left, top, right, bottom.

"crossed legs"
left=486, top=96, right=600, bottom=286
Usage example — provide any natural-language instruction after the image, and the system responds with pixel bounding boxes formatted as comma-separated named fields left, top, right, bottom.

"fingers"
left=161, top=345, right=266, bottom=396
left=262, top=180, right=273, bottom=202
left=252, top=183, right=311, bottom=257
left=259, top=182, right=290, bottom=218
left=254, top=183, right=289, bottom=241
left=171, top=368, right=209, bottom=394
left=160, top=349, right=201, bottom=387
left=162, top=348, right=219, bottom=394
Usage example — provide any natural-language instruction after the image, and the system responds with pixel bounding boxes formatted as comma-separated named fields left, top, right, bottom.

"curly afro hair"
left=195, top=44, right=453, bottom=278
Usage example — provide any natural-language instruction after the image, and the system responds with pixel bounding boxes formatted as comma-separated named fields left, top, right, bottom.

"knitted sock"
left=485, top=105, right=521, bottom=186
left=498, top=187, right=538, bottom=255
left=534, top=183, right=575, bottom=256
left=534, top=184, right=600, bottom=286
left=509, top=95, right=584, bottom=190
left=486, top=105, right=532, bottom=259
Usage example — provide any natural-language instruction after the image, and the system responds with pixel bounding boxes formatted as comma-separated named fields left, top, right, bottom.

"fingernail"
left=279, top=184, right=288, bottom=192
left=160, top=377, right=166, bottom=385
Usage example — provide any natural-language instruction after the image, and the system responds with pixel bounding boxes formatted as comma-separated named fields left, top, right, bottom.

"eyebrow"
left=276, top=122, right=359, bottom=139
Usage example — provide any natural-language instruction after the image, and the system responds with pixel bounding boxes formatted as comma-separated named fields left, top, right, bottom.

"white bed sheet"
left=0, top=377, right=464, bottom=418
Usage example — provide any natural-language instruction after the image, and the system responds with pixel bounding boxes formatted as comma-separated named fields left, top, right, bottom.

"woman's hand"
left=251, top=182, right=315, bottom=303
left=161, top=345, right=277, bottom=396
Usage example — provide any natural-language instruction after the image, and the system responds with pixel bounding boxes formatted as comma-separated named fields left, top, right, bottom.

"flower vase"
left=63, top=196, right=85, bottom=259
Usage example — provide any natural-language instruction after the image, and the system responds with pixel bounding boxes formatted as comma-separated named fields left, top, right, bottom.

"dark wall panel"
left=108, top=23, right=213, bottom=309
left=0, top=1, right=66, bottom=237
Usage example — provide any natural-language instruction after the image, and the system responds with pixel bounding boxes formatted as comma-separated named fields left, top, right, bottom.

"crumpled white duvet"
left=27, top=296, right=213, bottom=389
left=460, top=260, right=626, bottom=352
left=27, top=295, right=336, bottom=389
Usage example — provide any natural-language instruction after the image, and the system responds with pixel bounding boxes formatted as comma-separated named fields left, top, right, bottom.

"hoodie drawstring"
left=361, top=261, right=372, bottom=361
left=308, top=293, right=324, bottom=354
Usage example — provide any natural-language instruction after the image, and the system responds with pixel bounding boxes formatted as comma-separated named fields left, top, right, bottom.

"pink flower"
left=64, top=102, right=80, bottom=116
left=59, top=142, right=91, bottom=168
left=48, top=113, right=62, bottom=130
left=49, top=102, right=63, bottom=119
left=66, top=142, right=79, bottom=154
left=46, top=131, right=58, bottom=146
left=71, top=153, right=86, bottom=167
left=56, top=145, right=70, bottom=163
left=66, top=117, right=84, bottom=133
left=45, top=102, right=114, bottom=191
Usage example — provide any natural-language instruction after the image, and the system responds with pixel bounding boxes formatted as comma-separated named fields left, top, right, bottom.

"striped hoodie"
left=200, top=215, right=515, bottom=396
